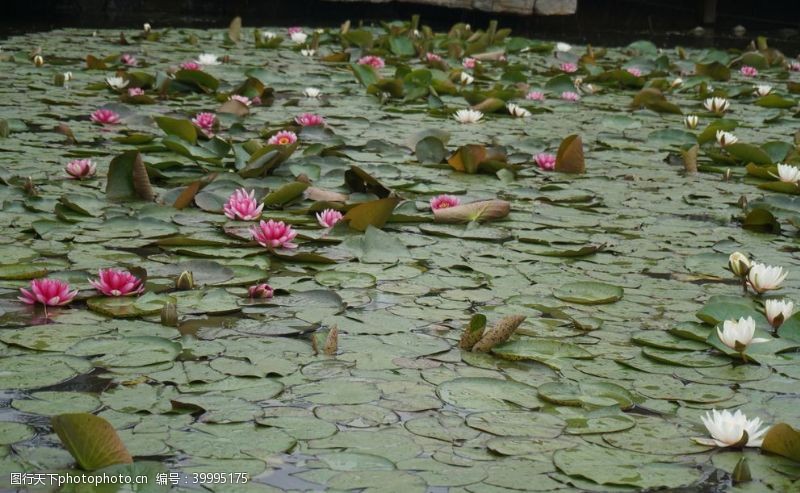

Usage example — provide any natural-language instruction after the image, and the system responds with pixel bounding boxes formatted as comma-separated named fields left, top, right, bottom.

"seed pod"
left=471, top=315, right=526, bottom=352
left=458, top=314, right=487, bottom=350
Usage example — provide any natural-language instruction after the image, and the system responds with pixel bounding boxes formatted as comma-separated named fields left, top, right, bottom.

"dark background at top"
left=2, top=0, right=799, bottom=50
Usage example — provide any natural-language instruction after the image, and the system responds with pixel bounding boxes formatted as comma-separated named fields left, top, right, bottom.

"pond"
left=0, top=16, right=799, bottom=493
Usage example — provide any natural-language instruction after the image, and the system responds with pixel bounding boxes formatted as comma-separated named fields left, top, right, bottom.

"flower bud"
left=729, top=252, right=751, bottom=277
left=175, top=270, right=194, bottom=290
left=684, top=115, right=698, bottom=129
left=160, top=302, right=178, bottom=327
left=33, top=55, right=44, bottom=67
left=143, top=23, right=152, bottom=33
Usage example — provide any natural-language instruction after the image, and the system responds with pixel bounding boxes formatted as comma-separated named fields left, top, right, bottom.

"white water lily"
left=63, top=72, right=73, bottom=82
left=197, top=54, right=220, bottom=65
left=671, top=77, right=683, bottom=88
left=684, top=115, right=699, bottom=129
left=459, top=72, right=474, bottom=85
left=290, top=32, right=308, bottom=44
left=754, top=84, right=772, bottom=97
left=581, top=83, right=599, bottom=94
left=728, top=251, right=751, bottom=277
left=303, top=87, right=321, bottom=98
left=555, top=42, right=572, bottom=52
left=715, top=130, right=738, bottom=146
left=765, top=299, right=794, bottom=328
left=301, top=49, right=316, bottom=57
left=506, top=103, right=531, bottom=118
left=143, top=23, right=152, bottom=32
left=453, top=109, right=483, bottom=124
left=704, top=97, right=730, bottom=114
left=695, top=409, right=768, bottom=448
left=774, top=163, right=800, bottom=184
left=263, top=31, right=277, bottom=40
left=748, top=262, right=788, bottom=294
left=105, top=76, right=129, bottom=89
left=717, top=316, right=769, bottom=351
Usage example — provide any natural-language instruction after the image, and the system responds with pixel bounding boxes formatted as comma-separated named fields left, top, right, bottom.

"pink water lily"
left=192, top=112, right=217, bottom=137
left=790, top=61, right=800, bottom=72
left=223, top=188, right=264, bottom=221
left=180, top=60, right=202, bottom=71
left=525, top=91, right=545, bottom=101
left=268, top=130, right=298, bottom=146
left=65, top=159, right=96, bottom=179
left=535, top=153, right=556, bottom=171
left=120, top=54, right=137, bottom=66
left=560, top=62, right=578, bottom=73
left=127, top=87, right=145, bottom=97
left=358, top=55, right=385, bottom=69
left=425, top=53, right=443, bottom=63
left=89, top=268, right=144, bottom=297
left=561, top=91, right=580, bottom=102
left=295, top=113, right=325, bottom=127
left=229, top=94, right=252, bottom=106
left=626, top=67, right=642, bottom=77
left=430, top=195, right=461, bottom=210
left=19, top=279, right=78, bottom=306
left=90, top=109, right=121, bottom=125
left=316, top=208, right=343, bottom=228
left=287, top=26, right=303, bottom=35
left=462, top=57, right=476, bottom=69
left=248, top=283, right=274, bottom=299
left=250, top=219, right=298, bottom=250
left=740, top=65, right=758, bottom=77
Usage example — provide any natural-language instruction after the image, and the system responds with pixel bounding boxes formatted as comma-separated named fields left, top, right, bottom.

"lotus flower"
left=268, top=130, right=298, bottom=146
left=358, top=55, right=385, bottom=69
left=290, top=32, right=308, bottom=44
left=748, top=262, right=788, bottom=294
left=303, top=87, right=321, bottom=98
left=223, top=188, right=264, bottom=221
left=90, top=109, right=121, bottom=125
left=192, top=112, right=217, bottom=137
left=453, top=109, right=483, bottom=124
left=555, top=42, right=572, bottom=52
left=425, top=53, right=443, bottom=63
left=506, top=103, right=531, bottom=118
left=561, top=91, right=580, bottom=102
left=525, top=91, right=545, bottom=101
left=295, top=113, right=325, bottom=126
left=180, top=61, right=202, bottom=71
left=626, top=67, right=642, bottom=77
left=316, top=208, right=343, bottom=228
left=765, top=299, right=794, bottom=328
left=740, top=65, right=758, bottom=77
left=684, top=115, right=699, bottom=129
left=704, top=97, right=729, bottom=114
left=19, top=278, right=77, bottom=306
left=717, top=316, right=769, bottom=352
left=229, top=94, right=252, bottom=106
left=462, top=57, right=476, bottom=69
left=695, top=409, right=768, bottom=448
left=716, top=130, right=738, bottom=147
left=535, top=153, right=556, bottom=171
left=65, top=159, right=96, bottom=179
left=89, top=268, right=144, bottom=297
left=127, top=87, right=145, bottom=97
left=774, top=163, right=800, bottom=184
left=120, top=54, right=137, bottom=66
left=248, top=283, right=274, bottom=299
left=728, top=252, right=751, bottom=277
left=560, top=62, right=578, bottom=73
left=459, top=72, right=474, bottom=85
left=754, top=84, right=772, bottom=97
left=250, top=219, right=298, bottom=250
left=197, top=53, right=220, bottom=65
left=430, top=195, right=461, bottom=211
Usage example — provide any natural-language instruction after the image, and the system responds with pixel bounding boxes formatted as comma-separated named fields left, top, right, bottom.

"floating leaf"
left=555, top=134, right=585, bottom=174
left=52, top=413, right=132, bottom=471
left=554, top=281, right=623, bottom=304
left=344, top=197, right=400, bottom=231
